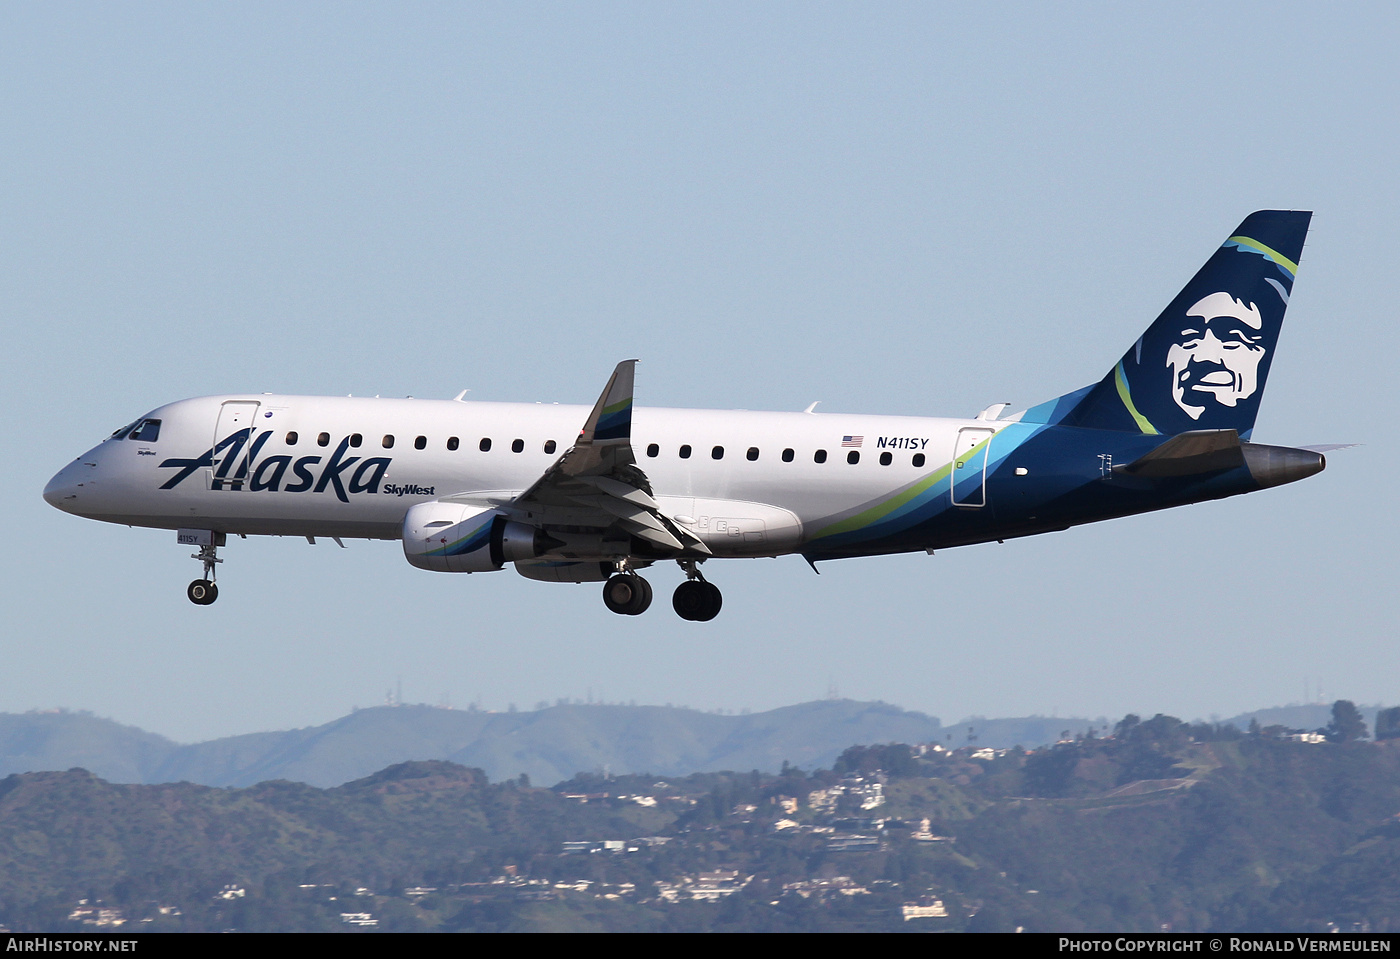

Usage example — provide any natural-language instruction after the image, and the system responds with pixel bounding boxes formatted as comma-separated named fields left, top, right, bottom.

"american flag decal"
left=842, top=435, right=863, bottom=448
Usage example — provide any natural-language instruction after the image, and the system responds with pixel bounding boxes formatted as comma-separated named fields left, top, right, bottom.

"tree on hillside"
left=1373, top=707, right=1400, bottom=741
left=833, top=744, right=916, bottom=777
left=1325, top=700, right=1368, bottom=743
left=1022, top=744, right=1080, bottom=797
left=1116, top=713, right=1189, bottom=749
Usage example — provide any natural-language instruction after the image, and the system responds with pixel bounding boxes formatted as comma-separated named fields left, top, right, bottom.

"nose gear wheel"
left=185, top=536, right=224, bottom=605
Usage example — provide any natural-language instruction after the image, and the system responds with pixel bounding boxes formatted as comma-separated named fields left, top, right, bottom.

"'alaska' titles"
left=158, top=430, right=399, bottom=503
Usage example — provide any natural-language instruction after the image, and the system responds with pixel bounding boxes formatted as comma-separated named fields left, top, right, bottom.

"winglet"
left=578, top=360, right=637, bottom=447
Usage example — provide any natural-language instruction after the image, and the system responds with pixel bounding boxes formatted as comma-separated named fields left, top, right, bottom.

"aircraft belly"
left=62, top=509, right=402, bottom=540
left=655, top=496, right=803, bottom=557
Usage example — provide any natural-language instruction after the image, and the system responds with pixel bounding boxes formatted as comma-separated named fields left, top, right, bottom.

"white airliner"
left=44, top=212, right=1331, bottom=620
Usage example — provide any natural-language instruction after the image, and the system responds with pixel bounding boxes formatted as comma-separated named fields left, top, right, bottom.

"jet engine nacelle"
left=402, top=501, right=554, bottom=573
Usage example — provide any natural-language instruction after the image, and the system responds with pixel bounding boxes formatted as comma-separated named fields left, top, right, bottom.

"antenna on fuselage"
left=452, top=390, right=470, bottom=402
left=803, top=401, right=821, bottom=414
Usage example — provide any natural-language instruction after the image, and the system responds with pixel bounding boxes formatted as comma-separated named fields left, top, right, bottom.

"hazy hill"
left=1222, top=703, right=1384, bottom=734
left=2, top=701, right=1374, bottom=791
left=944, top=715, right=1108, bottom=749
left=0, top=701, right=946, bottom=788
left=0, top=711, right=175, bottom=786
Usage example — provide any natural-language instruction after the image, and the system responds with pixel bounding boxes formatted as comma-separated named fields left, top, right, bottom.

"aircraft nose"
left=43, top=460, right=91, bottom=513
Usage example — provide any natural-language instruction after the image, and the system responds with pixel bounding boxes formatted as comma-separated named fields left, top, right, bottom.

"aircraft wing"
left=501, top=360, right=709, bottom=556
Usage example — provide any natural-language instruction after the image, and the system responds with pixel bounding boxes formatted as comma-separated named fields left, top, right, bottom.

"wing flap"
left=615, top=517, right=685, bottom=551
left=578, top=474, right=660, bottom=509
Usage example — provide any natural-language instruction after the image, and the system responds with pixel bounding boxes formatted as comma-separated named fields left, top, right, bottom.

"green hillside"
left=2, top=709, right=1398, bottom=932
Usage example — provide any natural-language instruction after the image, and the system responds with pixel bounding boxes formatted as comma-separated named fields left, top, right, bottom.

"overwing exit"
left=44, top=211, right=1330, bottom=620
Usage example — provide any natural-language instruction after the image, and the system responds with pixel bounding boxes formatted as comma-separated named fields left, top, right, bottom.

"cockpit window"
left=128, top=419, right=161, bottom=442
left=109, top=420, right=140, bottom=440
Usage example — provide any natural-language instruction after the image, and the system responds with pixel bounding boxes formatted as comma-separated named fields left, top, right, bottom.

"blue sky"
left=5, top=3, right=1396, bottom=742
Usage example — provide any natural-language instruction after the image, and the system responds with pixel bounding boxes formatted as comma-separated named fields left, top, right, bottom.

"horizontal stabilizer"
left=1115, top=429, right=1244, bottom=478
left=1298, top=443, right=1359, bottom=454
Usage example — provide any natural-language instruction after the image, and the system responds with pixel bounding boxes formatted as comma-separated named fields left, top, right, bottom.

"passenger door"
left=209, top=400, right=260, bottom=490
left=950, top=428, right=994, bottom=507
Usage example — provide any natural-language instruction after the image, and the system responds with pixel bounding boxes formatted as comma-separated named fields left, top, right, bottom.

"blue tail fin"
left=1048, top=211, right=1312, bottom=438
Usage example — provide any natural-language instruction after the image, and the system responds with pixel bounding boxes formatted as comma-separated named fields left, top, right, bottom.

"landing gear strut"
left=603, top=572, right=652, bottom=615
left=673, top=560, right=722, bottom=622
left=187, top=536, right=223, bottom=606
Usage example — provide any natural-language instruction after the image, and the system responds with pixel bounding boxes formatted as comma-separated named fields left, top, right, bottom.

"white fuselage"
left=45, top=393, right=1000, bottom=559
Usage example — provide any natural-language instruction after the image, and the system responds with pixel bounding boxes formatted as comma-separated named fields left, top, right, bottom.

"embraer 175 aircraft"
left=45, top=211, right=1331, bottom=620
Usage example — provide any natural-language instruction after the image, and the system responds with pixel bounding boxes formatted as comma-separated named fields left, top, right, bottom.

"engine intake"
left=402, top=501, right=556, bottom=572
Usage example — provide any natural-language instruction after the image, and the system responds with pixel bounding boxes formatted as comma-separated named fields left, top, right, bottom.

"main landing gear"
left=187, top=536, right=223, bottom=606
left=603, top=571, right=653, bottom=615
left=672, top=560, right=722, bottom=622
left=601, top=560, right=723, bottom=621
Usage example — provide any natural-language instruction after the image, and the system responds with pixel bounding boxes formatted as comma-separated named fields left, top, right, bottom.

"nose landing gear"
left=184, top=531, right=225, bottom=605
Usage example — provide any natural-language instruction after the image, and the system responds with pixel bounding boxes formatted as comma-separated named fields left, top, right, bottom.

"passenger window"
left=782, top=448, right=794, bottom=462
left=544, top=440, right=557, bottom=454
left=646, top=443, right=659, bottom=458
left=847, top=450, right=860, bottom=464
left=746, top=447, right=759, bottom=461
left=913, top=453, right=926, bottom=468
left=879, top=451, right=892, bottom=466
left=814, top=449, right=827, bottom=464
left=679, top=445, right=692, bottom=459
left=480, top=438, right=492, bottom=452
left=447, top=436, right=459, bottom=451
left=511, top=439, right=524, bottom=453
left=349, top=433, right=363, bottom=448
left=285, top=431, right=298, bottom=446
left=711, top=446, right=724, bottom=460
left=317, top=432, right=330, bottom=447
left=382, top=435, right=395, bottom=449
left=415, top=436, right=427, bottom=450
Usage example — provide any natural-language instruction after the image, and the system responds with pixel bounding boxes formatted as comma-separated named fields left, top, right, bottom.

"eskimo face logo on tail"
left=1165, top=292, right=1267, bottom=420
